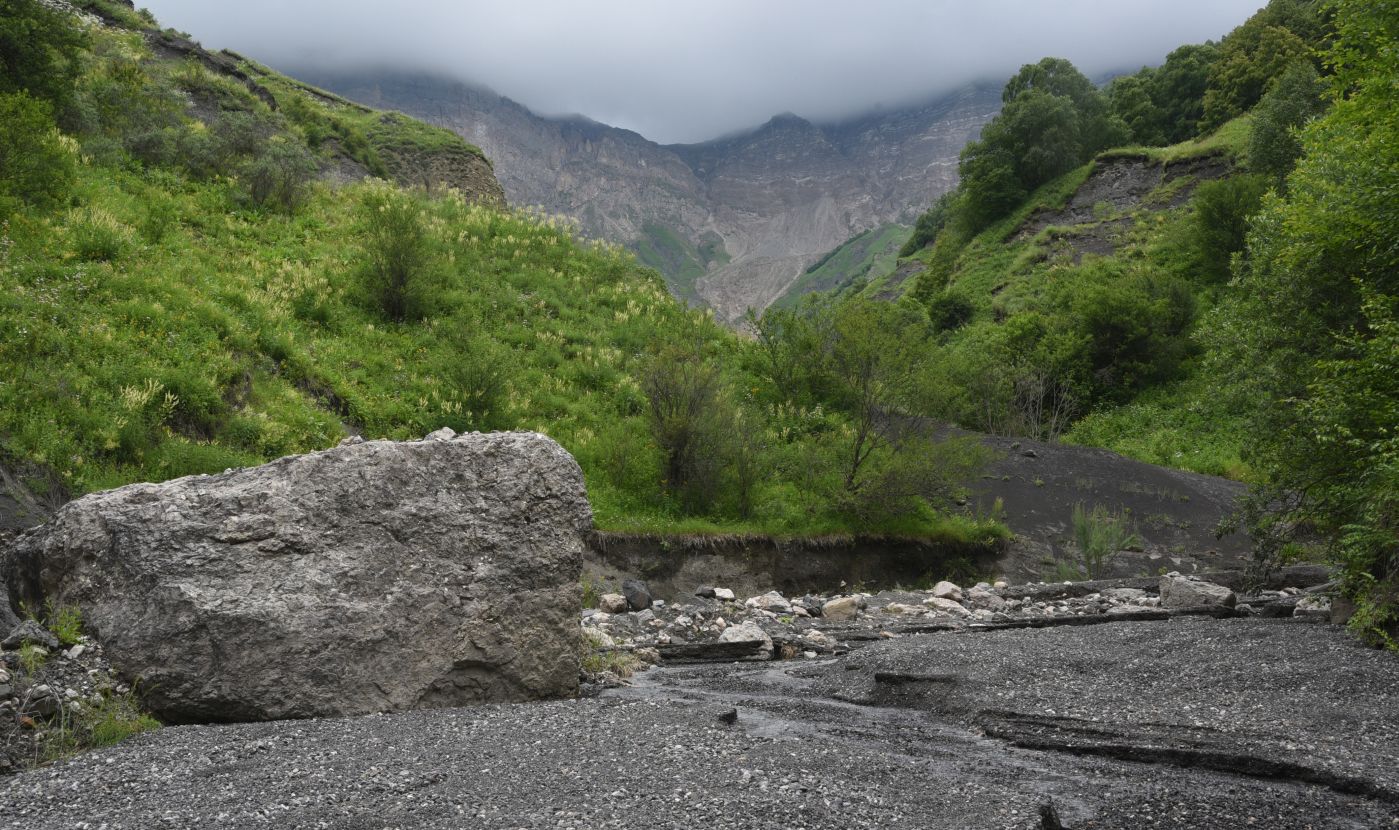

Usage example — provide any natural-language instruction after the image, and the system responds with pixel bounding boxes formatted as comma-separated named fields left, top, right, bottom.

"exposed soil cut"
left=1016, top=151, right=1233, bottom=242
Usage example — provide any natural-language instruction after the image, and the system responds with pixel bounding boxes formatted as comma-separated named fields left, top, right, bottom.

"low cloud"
left=143, top=0, right=1263, bottom=144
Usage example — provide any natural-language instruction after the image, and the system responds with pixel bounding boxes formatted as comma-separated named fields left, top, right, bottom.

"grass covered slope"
left=0, top=3, right=1002, bottom=544
left=901, top=121, right=1255, bottom=479
left=772, top=223, right=911, bottom=309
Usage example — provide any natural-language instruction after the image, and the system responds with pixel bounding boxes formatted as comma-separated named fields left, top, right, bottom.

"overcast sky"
left=142, top=0, right=1264, bottom=144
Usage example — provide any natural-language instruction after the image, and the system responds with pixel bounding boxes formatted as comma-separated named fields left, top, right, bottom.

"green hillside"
left=630, top=223, right=728, bottom=307
left=772, top=223, right=911, bottom=309
left=867, top=0, right=1397, bottom=644
left=0, top=0, right=998, bottom=544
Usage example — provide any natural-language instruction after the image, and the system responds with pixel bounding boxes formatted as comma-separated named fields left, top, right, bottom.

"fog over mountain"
left=142, top=0, right=1263, bottom=144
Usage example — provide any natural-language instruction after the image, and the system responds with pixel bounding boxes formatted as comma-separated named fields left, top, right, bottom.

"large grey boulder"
left=4, top=432, right=591, bottom=723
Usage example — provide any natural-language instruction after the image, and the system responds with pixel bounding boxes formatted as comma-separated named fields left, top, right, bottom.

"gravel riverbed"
left=2, top=614, right=1395, bottom=829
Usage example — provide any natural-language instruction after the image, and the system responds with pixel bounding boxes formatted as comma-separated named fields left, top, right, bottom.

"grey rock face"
left=6, top=432, right=591, bottom=723
left=1159, top=573, right=1237, bottom=609
left=2, top=620, right=58, bottom=651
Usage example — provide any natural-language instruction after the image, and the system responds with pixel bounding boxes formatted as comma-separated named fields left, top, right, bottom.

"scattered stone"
left=598, top=594, right=629, bottom=614
left=717, top=707, right=738, bottom=725
left=966, top=586, right=1007, bottom=611
left=716, top=622, right=773, bottom=661
left=622, top=579, right=652, bottom=612
left=883, top=603, right=924, bottom=616
left=931, top=581, right=963, bottom=601
left=634, top=609, right=655, bottom=623
left=421, top=426, right=456, bottom=442
left=924, top=597, right=971, bottom=618
left=744, top=591, right=791, bottom=614
left=1159, top=573, right=1236, bottom=609
left=993, top=580, right=1009, bottom=589
left=2, top=620, right=59, bottom=651
left=713, top=588, right=735, bottom=601
left=22, top=685, right=59, bottom=718
left=1102, top=587, right=1147, bottom=602
left=1293, top=596, right=1332, bottom=622
left=822, top=596, right=861, bottom=621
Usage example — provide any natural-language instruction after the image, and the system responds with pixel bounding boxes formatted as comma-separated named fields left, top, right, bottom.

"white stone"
left=598, top=593, right=628, bottom=615
left=822, top=596, right=860, bottom=621
left=717, top=622, right=773, bottom=660
left=1293, top=596, right=1331, bottom=621
left=713, top=588, right=736, bottom=601
left=931, top=581, right=963, bottom=601
left=884, top=603, right=924, bottom=616
left=745, top=591, right=792, bottom=614
left=925, top=597, right=971, bottom=617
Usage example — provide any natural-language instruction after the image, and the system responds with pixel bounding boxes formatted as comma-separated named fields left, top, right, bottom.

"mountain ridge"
left=284, top=68, right=1001, bottom=319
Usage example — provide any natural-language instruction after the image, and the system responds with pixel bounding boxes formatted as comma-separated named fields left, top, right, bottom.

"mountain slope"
left=288, top=70, right=999, bottom=321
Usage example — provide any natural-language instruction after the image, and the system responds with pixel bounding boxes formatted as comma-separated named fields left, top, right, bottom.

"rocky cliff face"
left=289, top=71, right=1000, bottom=320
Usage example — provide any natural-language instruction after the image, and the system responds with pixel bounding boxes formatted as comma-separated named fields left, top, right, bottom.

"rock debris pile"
left=580, top=569, right=1336, bottom=687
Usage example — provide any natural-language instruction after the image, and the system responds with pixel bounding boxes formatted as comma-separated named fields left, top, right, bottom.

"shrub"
left=1189, top=174, right=1269, bottom=282
left=69, top=207, right=129, bottom=262
left=1070, top=503, right=1140, bottom=579
left=640, top=340, right=730, bottom=513
left=46, top=602, right=83, bottom=647
left=240, top=138, right=317, bottom=213
left=1249, top=62, right=1327, bottom=186
left=19, top=643, right=47, bottom=676
left=0, top=92, right=77, bottom=217
left=358, top=184, right=434, bottom=322
left=928, top=290, right=975, bottom=333
left=42, top=687, right=160, bottom=762
left=73, top=55, right=183, bottom=160
left=0, top=0, right=88, bottom=111
left=138, top=197, right=178, bottom=243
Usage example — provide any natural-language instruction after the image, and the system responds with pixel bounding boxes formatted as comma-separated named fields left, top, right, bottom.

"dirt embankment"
left=590, top=430, right=1252, bottom=594
left=587, top=532, right=1003, bottom=603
